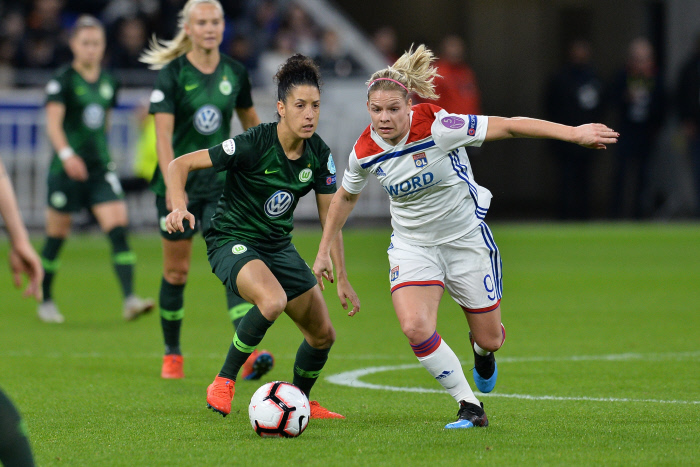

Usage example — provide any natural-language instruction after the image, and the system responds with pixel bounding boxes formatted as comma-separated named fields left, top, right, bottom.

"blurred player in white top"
left=313, top=44, right=618, bottom=429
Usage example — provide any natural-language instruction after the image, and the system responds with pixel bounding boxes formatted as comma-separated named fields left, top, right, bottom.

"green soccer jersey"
left=206, top=123, right=338, bottom=250
left=45, top=65, right=119, bottom=174
left=148, top=54, right=254, bottom=200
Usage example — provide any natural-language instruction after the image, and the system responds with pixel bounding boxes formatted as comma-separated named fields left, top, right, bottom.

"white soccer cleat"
left=123, top=295, right=155, bottom=321
left=37, top=300, right=65, bottom=323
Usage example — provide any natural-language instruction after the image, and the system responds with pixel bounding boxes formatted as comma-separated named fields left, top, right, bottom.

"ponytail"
left=139, top=0, right=223, bottom=70
left=366, top=44, right=440, bottom=100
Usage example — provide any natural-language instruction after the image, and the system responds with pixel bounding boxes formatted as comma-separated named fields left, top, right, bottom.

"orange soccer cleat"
left=206, top=376, right=235, bottom=417
left=161, top=354, right=184, bottom=379
left=309, top=400, right=345, bottom=419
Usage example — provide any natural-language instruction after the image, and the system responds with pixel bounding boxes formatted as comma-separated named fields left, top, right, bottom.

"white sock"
left=473, top=340, right=491, bottom=356
left=417, top=339, right=479, bottom=405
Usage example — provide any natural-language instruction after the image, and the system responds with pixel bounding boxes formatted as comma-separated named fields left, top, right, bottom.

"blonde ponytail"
left=366, top=44, right=440, bottom=100
left=139, top=0, right=223, bottom=70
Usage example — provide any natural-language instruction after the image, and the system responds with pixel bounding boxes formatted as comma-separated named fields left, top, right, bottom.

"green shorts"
left=207, top=239, right=317, bottom=301
left=156, top=195, right=218, bottom=240
left=47, top=170, right=123, bottom=213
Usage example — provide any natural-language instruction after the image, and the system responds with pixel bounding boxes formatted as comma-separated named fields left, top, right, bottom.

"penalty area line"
left=325, top=364, right=700, bottom=405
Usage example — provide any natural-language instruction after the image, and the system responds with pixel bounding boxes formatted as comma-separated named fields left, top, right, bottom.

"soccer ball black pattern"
left=249, top=381, right=310, bottom=438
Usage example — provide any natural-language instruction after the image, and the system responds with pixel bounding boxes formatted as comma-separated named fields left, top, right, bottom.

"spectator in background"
left=433, top=34, right=481, bottom=115
left=609, top=37, right=665, bottom=219
left=677, top=32, right=700, bottom=216
left=315, top=29, right=361, bottom=78
left=242, top=0, right=281, bottom=59
left=108, top=15, right=150, bottom=69
left=372, top=25, right=398, bottom=65
left=545, top=39, right=604, bottom=220
left=14, top=0, right=71, bottom=70
left=227, top=33, right=257, bottom=71
left=256, top=28, right=295, bottom=88
left=282, top=3, right=319, bottom=58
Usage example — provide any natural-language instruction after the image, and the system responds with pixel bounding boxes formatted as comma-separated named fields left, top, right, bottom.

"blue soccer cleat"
left=470, top=331, right=498, bottom=393
left=445, top=401, right=489, bottom=429
left=241, top=349, right=275, bottom=380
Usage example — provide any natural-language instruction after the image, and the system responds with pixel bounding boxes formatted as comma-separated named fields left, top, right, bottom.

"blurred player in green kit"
left=39, top=15, right=154, bottom=324
left=140, top=0, right=268, bottom=379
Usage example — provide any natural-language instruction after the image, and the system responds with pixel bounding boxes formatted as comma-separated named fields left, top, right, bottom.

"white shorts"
left=387, top=222, right=502, bottom=313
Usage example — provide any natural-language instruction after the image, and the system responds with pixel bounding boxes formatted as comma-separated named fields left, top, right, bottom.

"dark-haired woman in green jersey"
left=165, top=54, right=360, bottom=420
left=39, top=15, right=154, bottom=324
left=140, top=0, right=267, bottom=380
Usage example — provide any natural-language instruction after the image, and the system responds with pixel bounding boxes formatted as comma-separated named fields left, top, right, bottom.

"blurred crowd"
left=545, top=36, right=700, bottom=220
left=0, top=0, right=369, bottom=88
left=2, top=0, right=700, bottom=219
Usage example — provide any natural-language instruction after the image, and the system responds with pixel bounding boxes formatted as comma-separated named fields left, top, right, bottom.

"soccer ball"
left=249, top=381, right=310, bottom=438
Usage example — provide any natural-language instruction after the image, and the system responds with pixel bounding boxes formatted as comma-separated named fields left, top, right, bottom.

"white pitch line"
left=325, top=363, right=700, bottom=405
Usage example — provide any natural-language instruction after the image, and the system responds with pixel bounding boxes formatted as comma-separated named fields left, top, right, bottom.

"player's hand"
left=9, top=240, right=44, bottom=301
left=574, top=124, right=619, bottom=149
left=312, top=253, right=334, bottom=291
left=336, top=275, right=360, bottom=317
left=165, top=208, right=195, bottom=233
left=62, top=155, right=88, bottom=181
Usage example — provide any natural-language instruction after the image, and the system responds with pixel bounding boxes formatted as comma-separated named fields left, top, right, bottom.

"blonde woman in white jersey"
left=313, top=45, right=618, bottom=429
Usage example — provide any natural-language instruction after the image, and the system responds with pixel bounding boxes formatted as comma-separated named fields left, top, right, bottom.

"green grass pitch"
left=1, top=223, right=699, bottom=466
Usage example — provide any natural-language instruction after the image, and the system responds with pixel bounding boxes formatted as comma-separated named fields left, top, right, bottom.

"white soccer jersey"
left=343, top=103, right=491, bottom=245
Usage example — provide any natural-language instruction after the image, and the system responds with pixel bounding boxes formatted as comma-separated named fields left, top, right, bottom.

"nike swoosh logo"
left=185, top=84, right=199, bottom=91
left=265, top=169, right=279, bottom=174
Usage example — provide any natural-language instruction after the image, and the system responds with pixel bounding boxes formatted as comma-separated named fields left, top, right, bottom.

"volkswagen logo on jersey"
left=194, top=105, right=222, bottom=135
left=440, top=115, right=465, bottom=129
left=82, top=103, right=105, bottom=129
left=264, top=190, right=294, bottom=218
left=413, top=152, right=427, bottom=168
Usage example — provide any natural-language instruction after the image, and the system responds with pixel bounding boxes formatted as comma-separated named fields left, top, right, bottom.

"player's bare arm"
left=316, top=192, right=361, bottom=316
left=236, top=106, right=261, bottom=130
left=46, top=101, right=88, bottom=181
left=164, top=149, right=213, bottom=233
left=484, top=116, right=619, bottom=149
left=313, top=187, right=359, bottom=290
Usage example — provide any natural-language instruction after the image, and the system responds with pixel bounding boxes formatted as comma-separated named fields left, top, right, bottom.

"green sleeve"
left=149, top=66, right=177, bottom=114
left=235, top=69, right=254, bottom=109
left=111, top=78, right=121, bottom=108
left=208, top=130, right=256, bottom=173
left=313, top=147, right=338, bottom=195
left=45, top=72, right=66, bottom=105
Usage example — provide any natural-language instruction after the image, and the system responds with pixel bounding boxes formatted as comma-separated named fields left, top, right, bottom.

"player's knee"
left=474, top=330, right=503, bottom=353
left=164, top=269, right=188, bottom=285
left=257, top=294, right=287, bottom=320
left=400, top=322, right=432, bottom=345
left=308, top=325, right=336, bottom=349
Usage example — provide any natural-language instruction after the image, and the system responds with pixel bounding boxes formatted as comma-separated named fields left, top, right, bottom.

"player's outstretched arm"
left=484, top=116, right=619, bottom=149
left=164, top=149, right=213, bottom=233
